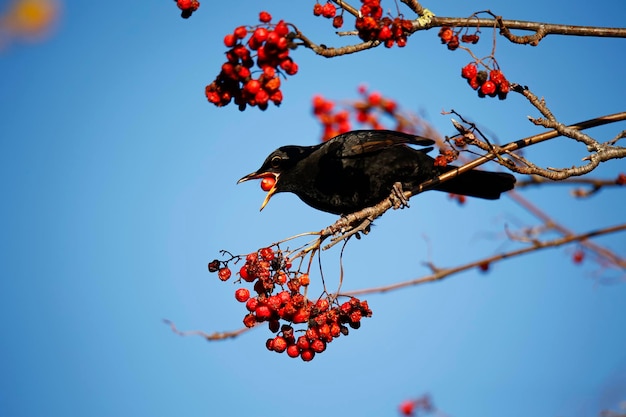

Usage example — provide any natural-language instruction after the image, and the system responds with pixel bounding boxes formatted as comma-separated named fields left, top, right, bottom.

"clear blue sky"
left=1, top=1, right=625, bottom=416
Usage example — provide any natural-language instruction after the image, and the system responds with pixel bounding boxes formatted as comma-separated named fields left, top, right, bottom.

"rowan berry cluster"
left=313, top=2, right=344, bottom=28
left=313, top=2, right=335, bottom=18
left=312, top=95, right=352, bottom=141
left=433, top=148, right=458, bottom=167
left=312, top=86, right=400, bottom=141
left=355, top=0, right=413, bottom=47
left=438, top=26, right=480, bottom=51
left=461, top=64, right=510, bottom=99
left=205, top=12, right=298, bottom=111
left=173, top=0, right=199, bottom=19
left=208, top=246, right=372, bottom=361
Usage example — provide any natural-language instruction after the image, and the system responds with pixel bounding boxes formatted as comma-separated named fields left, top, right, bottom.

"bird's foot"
left=389, top=182, right=410, bottom=210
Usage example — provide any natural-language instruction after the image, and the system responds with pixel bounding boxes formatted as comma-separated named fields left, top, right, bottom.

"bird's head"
left=237, top=145, right=312, bottom=211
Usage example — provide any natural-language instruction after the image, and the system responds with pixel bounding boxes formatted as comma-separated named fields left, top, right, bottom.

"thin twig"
left=163, top=319, right=252, bottom=341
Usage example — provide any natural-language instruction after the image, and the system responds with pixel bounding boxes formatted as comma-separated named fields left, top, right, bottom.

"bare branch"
left=344, top=223, right=626, bottom=297
left=426, top=16, right=626, bottom=42
left=293, top=26, right=381, bottom=57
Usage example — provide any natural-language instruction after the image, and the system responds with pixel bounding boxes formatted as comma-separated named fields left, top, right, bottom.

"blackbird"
left=238, top=130, right=516, bottom=215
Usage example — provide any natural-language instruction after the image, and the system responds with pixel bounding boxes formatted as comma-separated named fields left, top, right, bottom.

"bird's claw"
left=389, top=182, right=410, bottom=209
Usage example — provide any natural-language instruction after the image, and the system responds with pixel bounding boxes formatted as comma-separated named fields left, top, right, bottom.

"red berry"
left=299, top=273, right=310, bottom=286
left=236, top=66, right=250, bottom=80
left=272, top=336, right=287, bottom=353
left=468, top=76, right=480, bottom=90
left=243, top=313, right=256, bottom=328
left=218, top=267, right=231, bottom=281
left=259, top=11, right=272, bottom=23
left=438, top=27, right=453, bottom=43
left=262, top=66, right=276, bottom=78
left=274, top=271, right=287, bottom=285
left=255, top=305, right=272, bottom=321
left=461, top=63, right=477, bottom=79
left=240, top=265, right=255, bottom=282
left=315, top=298, right=330, bottom=312
left=270, top=90, right=283, bottom=105
left=300, top=349, right=315, bottom=361
left=283, top=61, right=298, bottom=75
left=292, top=308, right=310, bottom=324
left=296, top=335, right=310, bottom=350
left=223, top=33, right=236, bottom=47
left=332, top=15, right=343, bottom=28
left=478, top=261, right=490, bottom=272
left=399, top=400, right=416, bottom=416
left=616, top=173, right=626, bottom=185
left=255, top=90, right=270, bottom=106
left=480, top=80, right=497, bottom=96
left=447, top=35, right=459, bottom=50
left=245, top=297, right=258, bottom=312
left=253, top=27, right=268, bottom=43
left=321, top=3, right=336, bottom=18
left=572, top=250, right=584, bottom=264
left=244, top=79, right=261, bottom=96
left=489, top=69, right=505, bottom=85
left=310, top=338, right=326, bottom=353
left=286, top=344, right=300, bottom=358
left=234, top=26, right=247, bottom=39
left=264, top=76, right=281, bottom=92
left=368, top=91, right=382, bottom=106
left=235, top=288, right=250, bottom=302
left=259, top=247, right=275, bottom=261
left=313, top=3, right=323, bottom=16
left=177, top=0, right=192, bottom=10
left=259, top=176, right=275, bottom=193
left=350, top=310, right=362, bottom=323
left=274, top=20, right=289, bottom=37
left=382, top=99, right=397, bottom=113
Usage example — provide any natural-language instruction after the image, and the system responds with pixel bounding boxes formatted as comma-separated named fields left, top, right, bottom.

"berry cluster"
left=355, top=0, right=412, bottom=48
left=438, top=26, right=480, bottom=51
left=313, top=2, right=343, bottom=29
left=174, top=0, right=199, bottom=19
left=312, top=86, right=400, bottom=141
left=312, top=95, right=352, bottom=141
left=205, top=12, right=298, bottom=111
left=433, top=148, right=458, bottom=167
left=461, top=64, right=510, bottom=99
left=208, top=246, right=372, bottom=361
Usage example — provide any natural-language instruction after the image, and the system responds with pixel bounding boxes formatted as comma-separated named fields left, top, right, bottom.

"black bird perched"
left=238, top=130, right=516, bottom=215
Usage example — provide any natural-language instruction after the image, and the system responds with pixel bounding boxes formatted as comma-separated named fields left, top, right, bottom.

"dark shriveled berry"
left=208, top=259, right=220, bottom=272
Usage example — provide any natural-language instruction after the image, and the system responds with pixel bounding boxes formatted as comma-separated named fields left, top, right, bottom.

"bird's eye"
left=270, top=155, right=282, bottom=168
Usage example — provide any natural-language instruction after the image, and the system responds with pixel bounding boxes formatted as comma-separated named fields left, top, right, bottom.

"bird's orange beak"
left=237, top=172, right=279, bottom=211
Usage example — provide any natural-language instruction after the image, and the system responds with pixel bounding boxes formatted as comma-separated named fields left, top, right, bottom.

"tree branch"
left=344, top=223, right=626, bottom=297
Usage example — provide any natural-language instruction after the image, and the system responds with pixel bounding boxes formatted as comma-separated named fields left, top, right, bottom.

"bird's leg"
left=389, top=182, right=410, bottom=209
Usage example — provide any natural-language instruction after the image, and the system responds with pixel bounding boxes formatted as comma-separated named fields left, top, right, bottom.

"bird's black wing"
left=331, top=130, right=435, bottom=158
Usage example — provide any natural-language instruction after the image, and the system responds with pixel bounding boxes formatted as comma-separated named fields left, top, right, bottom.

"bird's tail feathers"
left=433, top=169, right=516, bottom=200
